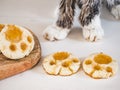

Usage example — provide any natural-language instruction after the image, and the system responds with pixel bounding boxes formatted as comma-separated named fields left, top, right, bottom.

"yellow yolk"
left=72, top=59, right=79, bottom=63
left=53, top=52, right=70, bottom=60
left=85, top=60, right=92, bottom=65
left=27, top=36, right=32, bottom=43
left=50, top=60, right=56, bottom=65
left=94, top=54, right=112, bottom=64
left=9, top=44, right=16, bottom=51
left=94, top=65, right=101, bottom=70
left=5, top=25, right=22, bottom=43
left=62, top=61, right=72, bottom=68
left=20, top=42, right=27, bottom=51
left=106, top=67, right=112, bottom=73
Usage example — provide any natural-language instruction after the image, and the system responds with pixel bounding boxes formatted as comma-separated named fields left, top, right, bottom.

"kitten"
left=43, top=0, right=120, bottom=42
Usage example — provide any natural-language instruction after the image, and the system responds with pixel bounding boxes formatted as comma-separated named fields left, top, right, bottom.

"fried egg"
left=0, top=24, right=35, bottom=59
left=42, top=52, right=81, bottom=76
left=83, top=53, right=118, bottom=79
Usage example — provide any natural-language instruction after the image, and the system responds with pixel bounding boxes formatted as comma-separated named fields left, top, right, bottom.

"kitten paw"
left=83, top=25, right=104, bottom=42
left=43, top=25, right=70, bottom=41
left=111, top=5, right=120, bottom=19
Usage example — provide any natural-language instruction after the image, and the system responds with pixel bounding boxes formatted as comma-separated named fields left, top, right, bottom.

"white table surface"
left=0, top=0, right=120, bottom=90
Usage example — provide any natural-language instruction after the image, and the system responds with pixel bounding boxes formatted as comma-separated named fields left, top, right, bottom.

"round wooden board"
left=0, top=31, right=41, bottom=80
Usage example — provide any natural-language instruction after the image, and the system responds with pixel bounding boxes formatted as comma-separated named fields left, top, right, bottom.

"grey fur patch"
left=56, top=0, right=76, bottom=29
left=106, top=0, right=120, bottom=11
left=56, top=0, right=120, bottom=28
left=79, top=0, right=101, bottom=26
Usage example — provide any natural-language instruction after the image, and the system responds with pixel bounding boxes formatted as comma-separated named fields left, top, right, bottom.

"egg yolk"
left=94, top=65, right=101, bottom=70
left=85, top=60, right=92, bottom=65
left=27, top=36, right=32, bottom=43
left=5, top=25, right=22, bottom=43
left=62, top=61, right=71, bottom=67
left=50, top=60, right=56, bottom=65
left=21, top=42, right=27, bottom=51
left=9, top=44, right=16, bottom=51
left=94, top=54, right=112, bottom=64
left=106, top=67, right=112, bottom=73
left=53, top=52, right=70, bottom=60
left=72, top=59, right=79, bottom=63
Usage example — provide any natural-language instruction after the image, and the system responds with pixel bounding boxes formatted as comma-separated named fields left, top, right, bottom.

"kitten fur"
left=43, top=0, right=120, bottom=41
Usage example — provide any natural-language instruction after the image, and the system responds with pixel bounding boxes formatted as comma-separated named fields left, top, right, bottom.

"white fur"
left=82, top=15, right=104, bottom=41
left=106, top=0, right=114, bottom=5
left=43, top=25, right=70, bottom=41
left=111, top=5, right=120, bottom=19
left=54, top=6, right=59, bottom=19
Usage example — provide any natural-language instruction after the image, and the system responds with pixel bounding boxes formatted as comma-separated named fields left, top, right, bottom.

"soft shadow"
left=68, top=27, right=85, bottom=42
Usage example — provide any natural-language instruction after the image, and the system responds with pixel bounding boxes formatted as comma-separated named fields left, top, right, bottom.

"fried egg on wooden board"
left=83, top=53, right=118, bottom=79
left=0, top=24, right=35, bottom=59
left=42, top=52, right=81, bottom=76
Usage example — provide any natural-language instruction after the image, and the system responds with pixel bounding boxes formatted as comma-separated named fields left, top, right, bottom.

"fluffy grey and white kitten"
left=43, top=0, right=120, bottom=41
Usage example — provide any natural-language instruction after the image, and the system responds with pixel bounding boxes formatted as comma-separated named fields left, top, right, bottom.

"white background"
left=0, top=0, right=120, bottom=90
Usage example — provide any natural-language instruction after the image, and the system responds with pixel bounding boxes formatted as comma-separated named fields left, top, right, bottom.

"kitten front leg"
left=81, top=15, right=104, bottom=41
left=43, top=0, right=75, bottom=41
left=79, top=0, right=104, bottom=41
left=106, top=0, right=120, bottom=19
